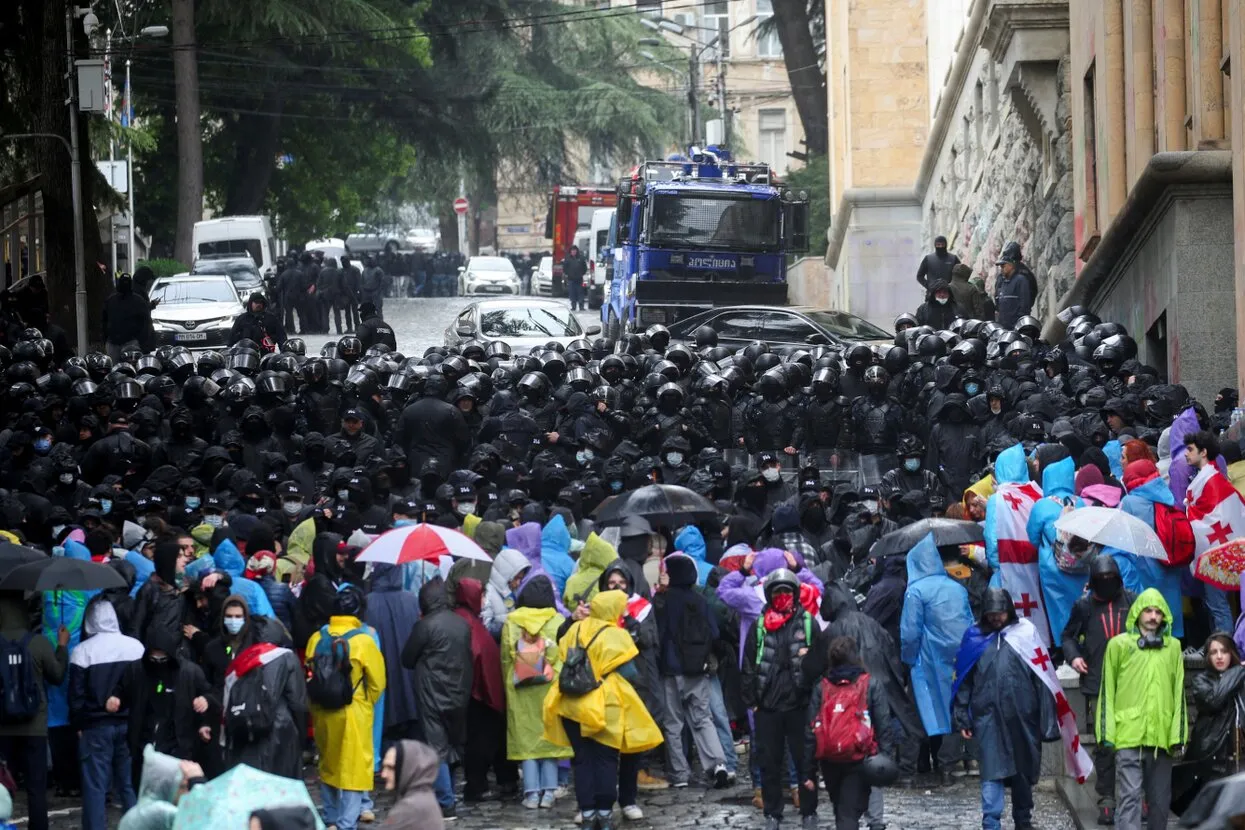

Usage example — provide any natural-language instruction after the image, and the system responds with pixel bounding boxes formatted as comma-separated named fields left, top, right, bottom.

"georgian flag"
left=220, top=642, right=292, bottom=746
left=626, top=593, right=653, bottom=624
left=1185, top=465, right=1245, bottom=556
left=992, top=481, right=1052, bottom=646
left=1002, top=618, right=1095, bottom=783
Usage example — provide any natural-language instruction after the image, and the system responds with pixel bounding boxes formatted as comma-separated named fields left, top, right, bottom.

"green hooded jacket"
left=1096, top=587, right=1187, bottom=751
left=562, top=533, right=618, bottom=608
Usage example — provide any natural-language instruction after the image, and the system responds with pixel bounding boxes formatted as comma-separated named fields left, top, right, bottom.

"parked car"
left=149, top=274, right=244, bottom=349
left=445, top=298, right=601, bottom=350
left=666, top=305, right=893, bottom=351
left=190, top=255, right=264, bottom=296
left=531, top=256, right=554, bottom=297
left=457, top=256, right=522, bottom=296
left=406, top=227, right=439, bottom=252
left=345, top=223, right=411, bottom=255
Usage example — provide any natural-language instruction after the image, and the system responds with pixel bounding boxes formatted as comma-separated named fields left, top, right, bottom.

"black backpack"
left=306, top=626, right=365, bottom=709
left=559, top=625, right=607, bottom=697
left=225, top=666, right=274, bottom=742
left=0, top=634, right=41, bottom=723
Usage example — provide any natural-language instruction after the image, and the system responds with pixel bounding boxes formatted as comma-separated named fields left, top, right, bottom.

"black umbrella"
left=870, top=518, right=985, bottom=558
left=0, top=542, right=46, bottom=580
left=593, top=484, right=718, bottom=528
left=0, top=557, right=128, bottom=593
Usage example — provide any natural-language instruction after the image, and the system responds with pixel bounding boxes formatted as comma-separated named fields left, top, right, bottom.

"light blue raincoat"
left=540, top=514, right=575, bottom=596
left=674, top=525, right=713, bottom=586
left=984, top=443, right=1032, bottom=586
left=900, top=532, right=972, bottom=736
left=1029, top=456, right=1086, bottom=644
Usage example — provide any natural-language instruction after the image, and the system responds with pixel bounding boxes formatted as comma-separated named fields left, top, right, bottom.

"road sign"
left=453, top=197, right=469, bottom=216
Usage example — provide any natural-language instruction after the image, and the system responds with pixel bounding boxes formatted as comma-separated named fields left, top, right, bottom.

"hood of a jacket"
left=590, top=589, right=628, bottom=621
left=0, top=596, right=27, bottom=631
left=751, top=547, right=788, bottom=578
left=771, top=503, right=801, bottom=534
left=489, top=547, right=530, bottom=594
left=541, top=513, right=571, bottom=554
left=820, top=581, right=856, bottom=623
left=84, top=598, right=122, bottom=636
left=578, top=533, right=618, bottom=573
left=370, top=562, right=404, bottom=593
left=396, top=739, right=440, bottom=797
left=597, top=560, right=634, bottom=594
left=674, top=525, right=707, bottom=563
left=312, top=532, right=345, bottom=580
left=418, top=580, right=450, bottom=616
left=473, top=520, right=507, bottom=556
left=506, top=522, right=542, bottom=564
left=566, top=391, right=592, bottom=418
left=135, top=744, right=185, bottom=805
left=488, top=390, right=520, bottom=417
left=1040, top=455, right=1076, bottom=499
left=906, top=532, right=945, bottom=583
left=1125, top=587, right=1173, bottom=634
left=454, top=577, right=485, bottom=615
left=994, top=443, right=1030, bottom=485
left=213, top=537, right=245, bottom=577
left=1123, top=462, right=1176, bottom=507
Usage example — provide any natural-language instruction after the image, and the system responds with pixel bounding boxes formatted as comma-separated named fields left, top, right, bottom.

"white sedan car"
left=445, top=298, right=601, bottom=350
left=149, top=274, right=244, bottom=349
left=530, top=256, right=554, bottom=296
left=457, top=256, right=521, bottom=296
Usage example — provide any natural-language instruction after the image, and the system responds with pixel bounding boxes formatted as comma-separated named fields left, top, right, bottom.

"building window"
left=1082, top=61, right=1099, bottom=257
left=758, top=108, right=787, bottom=168
left=704, top=0, right=730, bottom=58
left=755, top=0, right=781, bottom=58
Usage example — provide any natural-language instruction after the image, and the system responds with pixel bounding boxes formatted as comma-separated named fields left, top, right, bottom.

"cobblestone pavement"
left=296, top=295, right=602, bottom=357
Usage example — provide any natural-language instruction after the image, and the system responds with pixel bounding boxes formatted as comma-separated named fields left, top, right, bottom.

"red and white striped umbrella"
left=356, top=523, right=492, bottom=565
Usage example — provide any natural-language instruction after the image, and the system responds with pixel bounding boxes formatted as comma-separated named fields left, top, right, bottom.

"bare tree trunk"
left=223, top=97, right=283, bottom=215
left=771, top=0, right=828, bottom=156
left=172, top=0, right=202, bottom=264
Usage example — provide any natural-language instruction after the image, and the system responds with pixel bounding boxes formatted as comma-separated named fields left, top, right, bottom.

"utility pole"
left=172, top=0, right=203, bottom=265
left=65, top=6, right=89, bottom=352
left=688, top=51, right=700, bottom=146
left=126, top=59, right=135, bottom=271
left=106, top=28, right=117, bottom=276
left=716, top=51, right=729, bottom=147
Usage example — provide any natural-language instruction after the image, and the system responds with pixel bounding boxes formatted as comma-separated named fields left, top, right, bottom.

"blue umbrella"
left=171, top=765, right=325, bottom=830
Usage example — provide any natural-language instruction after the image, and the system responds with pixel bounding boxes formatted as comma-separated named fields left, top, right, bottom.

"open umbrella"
left=0, top=557, right=127, bottom=592
left=172, top=763, right=325, bottom=830
left=870, top=518, right=985, bottom=558
left=1193, top=538, right=1245, bottom=589
left=592, top=484, right=718, bottom=527
left=356, top=522, right=491, bottom=566
left=0, top=542, right=45, bottom=580
left=1054, top=506, right=1168, bottom=560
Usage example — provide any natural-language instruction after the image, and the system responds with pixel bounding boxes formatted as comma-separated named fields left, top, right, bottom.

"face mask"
left=964, top=382, right=980, bottom=396
left=665, top=452, right=684, bottom=467
left=862, top=499, right=879, bottom=515
left=185, top=496, right=201, bottom=510
left=33, top=438, right=51, bottom=455
left=761, top=467, right=781, bottom=482
left=337, top=489, right=350, bottom=502
left=456, top=501, right=477, bottom=517
left=576, top=450, right=594, bottom=465
left=904, top=458, right=921, bottom=472
left=283, top=500, right=304, bottom=516
left=936, top=296, right=949, bottom=305
left=769, top=592, right=794, bottom=613
left=59, top=473, right=75, bottom=485
left=610, top=480, right=624, bottom=493
left=223, top=617, right=245, bottom=635
left=52, top=545, right=66, bottom=558
left=100, top=499, right=113, bottom=515
left=394, top=518, right=416, bottom=527
left=204, top=514, right=224, bottom=528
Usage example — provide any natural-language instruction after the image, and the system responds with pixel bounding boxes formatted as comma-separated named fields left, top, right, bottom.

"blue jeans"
left=981, top=776, right=1033, bottom=830
left=80, top=722, right=135, bottom=830
left=707, top=676, right=739, bottom=774
left=1205, top=585, right=1234, bottom=633
left=434, top=761, right=455, bottom=809
left=320, top=783, right=364, bottom=830
left=521, top=758, right=559, bottom=795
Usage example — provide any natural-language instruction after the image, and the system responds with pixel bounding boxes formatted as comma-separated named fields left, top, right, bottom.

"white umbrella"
left=1054, top=506, right=1168, bottom=559
left=356, top=523, right=492, bottom=565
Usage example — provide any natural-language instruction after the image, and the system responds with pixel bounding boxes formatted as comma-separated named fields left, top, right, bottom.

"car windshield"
left=192, top=259, right=260, bottom=279
left=470, top=258, right=513, bottom=272
left=803, top=310, right=892, bottom=341
left=479, top=306, right=580, bottom=338
left=648, top=193, right=780, bottom=251
left=150, top=279, right=237, bottom=305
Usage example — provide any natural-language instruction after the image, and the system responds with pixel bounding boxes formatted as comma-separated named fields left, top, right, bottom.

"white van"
left=193, top=216, right=279, bottom=278
left=587, top=208, right=613, bottom=309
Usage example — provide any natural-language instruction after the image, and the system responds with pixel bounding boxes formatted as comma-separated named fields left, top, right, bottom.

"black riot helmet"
left=863, top=365, right=890, bottom=395
left=811, top=367, right=839, bottom=397
left=756, top=369, right=785, bottom=401
left=197, top=351, right=225, bottom=376
left=894, top=312, right=918, bottom=334
left=282, top=337, right=306, bottom=356
left=693, top=325, right=718, bottom=349
left=949, top=338, right=986, bottom=368
left=845, top=344, right=872, bottom=370
left=337, top=336, right=363, bottom=364
left=645, top=324, right=671, bottom=352
left=882, top=346, right=909, bottom=376
left=1015, top=316, right=1041, bottom=340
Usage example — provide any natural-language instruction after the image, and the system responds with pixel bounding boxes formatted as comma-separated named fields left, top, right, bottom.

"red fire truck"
left=545, top=185, right=617, bottom=295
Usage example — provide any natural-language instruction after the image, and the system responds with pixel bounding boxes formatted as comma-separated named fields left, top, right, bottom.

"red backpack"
left=811, top=673, right=876, bottom=762
left=1153, top=503, right=1196, bottom=566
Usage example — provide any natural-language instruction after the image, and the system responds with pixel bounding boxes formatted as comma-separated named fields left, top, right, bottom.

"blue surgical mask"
left=903, top=458, right=921, bottom=472
left=576, top=450, right=594, bottom=465
left=964, top=382, right=980, bottom=396
left=204, top=514, right=223, bottom=528
left=185, top=496, right=201, bottom=510
left=52, top=545, right=65, bottom=558
left=33, top=438, right=51, bottom=455
left=223, top=617, right=245, bottom=635
left=394, top=518, right=416, bottom=527
left=610, top=480, right=624, bottom=493
left=282, top=500, right=304, bottom=516
left=99, top=499, right=112, bottom=515
left=665, top=452, right=684, bottom=467
left=59, top=473, right=75, bottom=485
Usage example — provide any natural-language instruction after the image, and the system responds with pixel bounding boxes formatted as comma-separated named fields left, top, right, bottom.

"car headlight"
left=153, top=321, right=175, bottom=332
left=202, top=317, right=232, bottom=329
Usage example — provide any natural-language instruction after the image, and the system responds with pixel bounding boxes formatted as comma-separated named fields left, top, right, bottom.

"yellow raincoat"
left=501, top=607, right=574, bottom=761
left=541, top=591, right=663, bottom=754
left=963, top=474, right=995, bottom=512
left=277, top=517, right=316, bottom=584
left=305, top=614, right=387, bottom=791
left=562, top=533, right=618, bottom=608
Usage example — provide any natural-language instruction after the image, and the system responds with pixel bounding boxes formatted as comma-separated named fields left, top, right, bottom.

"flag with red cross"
left=1186, top=464, right=1245, bottom=558
left=988, top=479, right=1052, bottom=646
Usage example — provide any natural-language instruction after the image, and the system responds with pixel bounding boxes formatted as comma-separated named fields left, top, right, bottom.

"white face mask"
left=282, top=500, right=304, bottom=516
left=337, top=489, right=350, bottom=502
left=862, top=499, right=879, bottom=514
left=456, top=501, right=477, bottom=517
left=223, top=617, right=245, bottom=635
left=666, top=452, right=684, bottom=467
left=576, top=450, right=594, bottom=465
left=204, top=514, right=223, bottom=528
left=59, top=473, right=75, bottom=485
left=761, top=467, right=781, bottom=482
left=935, top=296, right=949, bottom=305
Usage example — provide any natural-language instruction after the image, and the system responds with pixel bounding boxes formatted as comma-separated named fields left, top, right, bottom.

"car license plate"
left=479, top=285, right=503, bottom=292
left=175, top=332, right=208, bottom=342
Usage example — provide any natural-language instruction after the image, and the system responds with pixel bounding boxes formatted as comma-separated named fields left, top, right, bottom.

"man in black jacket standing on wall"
left=915, top=236, right=960, bottom=297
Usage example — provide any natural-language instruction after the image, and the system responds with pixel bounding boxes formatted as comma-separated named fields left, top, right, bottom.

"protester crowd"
left=0, top=236, right=1243, bottom=830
